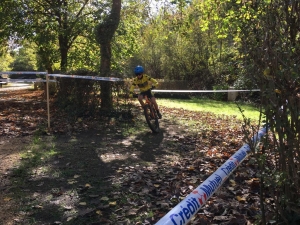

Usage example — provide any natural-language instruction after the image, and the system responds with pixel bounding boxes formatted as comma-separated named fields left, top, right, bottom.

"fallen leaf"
left=109, top=201, right=117, bottom=206
left=100, top=197, right=109, bottom=201
left=4, top=197, right=12, bottom=202
left=236, top=196, right=246, bottom=203
left=229, top=179, right=236, bottom=186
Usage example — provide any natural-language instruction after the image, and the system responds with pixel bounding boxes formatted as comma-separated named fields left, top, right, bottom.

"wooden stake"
left=46, top=73, right=50, bottom=129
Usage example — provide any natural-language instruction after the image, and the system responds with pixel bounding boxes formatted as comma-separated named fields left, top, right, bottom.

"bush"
left=213, top=84, right=228, bottom=101
left=55, top=69, right=99, bottom=119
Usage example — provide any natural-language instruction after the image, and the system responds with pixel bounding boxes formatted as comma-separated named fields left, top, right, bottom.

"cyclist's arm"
left=149, top=77, right=158, bottom=88
left=129, top=79, right=137, bottom=93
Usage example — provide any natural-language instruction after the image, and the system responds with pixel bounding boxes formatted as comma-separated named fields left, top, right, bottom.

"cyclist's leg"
left=145, top=90, right=158, bottom=110
left=150, top=97, right=159, bottom=111
left=138, top=92, right=145, bottom=107
left=147, top=91, right=162, bottom=118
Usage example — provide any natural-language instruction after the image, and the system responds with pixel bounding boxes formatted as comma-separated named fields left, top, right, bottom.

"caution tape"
left=0, top=79, right=56, bottom=83
left=152, top=89, right=260, bottom=93
left=1, top=71, right=260, bottom=91
left=155, top=126, right=267, bottom=225
left=49, top=74, right=123, bottom=81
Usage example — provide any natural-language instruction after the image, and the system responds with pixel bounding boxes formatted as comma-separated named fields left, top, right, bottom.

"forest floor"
left=0, top=88, right=267, bottom=225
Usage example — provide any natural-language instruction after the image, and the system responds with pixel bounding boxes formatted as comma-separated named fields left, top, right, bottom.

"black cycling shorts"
left=139, top=89, right=153, bottom=99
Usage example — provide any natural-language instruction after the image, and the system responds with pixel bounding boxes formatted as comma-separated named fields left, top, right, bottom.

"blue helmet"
left=134, top=65, right=144, bottom=75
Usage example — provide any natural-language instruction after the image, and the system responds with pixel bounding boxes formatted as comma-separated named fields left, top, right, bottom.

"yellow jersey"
left=129, top=74, right=158, bottom=93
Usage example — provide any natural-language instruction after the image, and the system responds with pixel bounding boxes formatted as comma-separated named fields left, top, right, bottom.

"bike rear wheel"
left=144, top=104, right=159, bottom=133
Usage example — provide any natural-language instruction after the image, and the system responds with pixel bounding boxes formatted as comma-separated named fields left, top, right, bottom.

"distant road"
left=0, top=83, right=33, bottom=91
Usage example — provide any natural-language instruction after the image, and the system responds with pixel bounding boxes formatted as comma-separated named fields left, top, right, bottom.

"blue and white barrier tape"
left=155, top=126, right=267, bottom=225
left=0, top=72, right=122, bottom=82
left=49, top=74, right=122, bottom=81
left=0, top=71, right=260, bottom=92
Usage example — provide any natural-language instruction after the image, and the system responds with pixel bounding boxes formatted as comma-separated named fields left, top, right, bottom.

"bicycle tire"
left=144, top=104, right=160, bottom=133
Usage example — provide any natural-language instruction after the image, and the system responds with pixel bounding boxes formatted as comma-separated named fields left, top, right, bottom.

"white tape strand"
left=49, top=74, right=123, bottom=81
left=0, top=71, right=47, bottom=75
left=0, top=79, right=56, bottom=83
left=152, top=89, right=260, bottom=93
left=155, top=126, right=267, bottom=225
left=1, top=72, right=260, bottom=92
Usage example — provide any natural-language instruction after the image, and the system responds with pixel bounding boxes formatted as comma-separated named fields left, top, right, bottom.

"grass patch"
left=158, top=97, right=261, bottom=121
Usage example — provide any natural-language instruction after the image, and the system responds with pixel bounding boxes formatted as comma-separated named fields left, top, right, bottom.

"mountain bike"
left=143, top=95, right=160, bottom=133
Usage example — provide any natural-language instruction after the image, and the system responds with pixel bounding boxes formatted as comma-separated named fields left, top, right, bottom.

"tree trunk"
left=100, top=42, right=113, bottom=109
left=59, top=34, right=69, bottom=73
left=95, top=0, right=121, bottom=110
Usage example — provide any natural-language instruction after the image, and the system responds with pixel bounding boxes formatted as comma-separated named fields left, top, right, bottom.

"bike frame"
left=143, top=95, right=160, bottom=133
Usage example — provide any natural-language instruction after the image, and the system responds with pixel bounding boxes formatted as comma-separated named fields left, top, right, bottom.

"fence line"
left=155, top=125, right=267, bottom=225
left=152, top=89, right=260, bottom=93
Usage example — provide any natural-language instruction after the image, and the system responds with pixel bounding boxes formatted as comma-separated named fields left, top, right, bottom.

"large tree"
left=95, top=0, right=121, bottom=109
left=5, top=0, right=93, bottom=72
left=0, top=0, right=20, bottom=55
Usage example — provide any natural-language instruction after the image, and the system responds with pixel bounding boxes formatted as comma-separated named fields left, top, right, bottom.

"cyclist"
left=129, top=65, right=162, bottom=119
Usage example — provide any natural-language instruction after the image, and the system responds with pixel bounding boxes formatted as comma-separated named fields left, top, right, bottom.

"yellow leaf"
left=109, top=201, right=117, bottom=206
left=4, top=197, right=12, bottom=202
left=74, top=175, right=80, bottom=179
left=229, top=179, right=236, bottom=186
left=275, top=89, right=281, bottom=94
left=96, top=210, right=102, bottom=215
left=79, top=202, right=86, bottom=205
left=236, top=196, right=246, bottom=203
left=68, top=180, right=76, bottom=184
left=187, top=166, right=195, bottom=171
left=85, top=183, right=91, bottom=188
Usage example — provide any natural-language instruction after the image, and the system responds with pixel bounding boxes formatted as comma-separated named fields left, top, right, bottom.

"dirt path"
left=0, top=89, right=264, bottom=225
left=0, top=136, right=33, bottom=225
left=0, top=98, right=195, bottom=225
left=0, top=83, right=33, bottom=92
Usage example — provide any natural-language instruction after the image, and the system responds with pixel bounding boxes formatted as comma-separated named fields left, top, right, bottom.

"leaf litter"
left=0, top=89, right=270, bottom=225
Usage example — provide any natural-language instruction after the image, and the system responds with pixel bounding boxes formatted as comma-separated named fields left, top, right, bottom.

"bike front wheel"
left=144, top=104, right=160, bottom=133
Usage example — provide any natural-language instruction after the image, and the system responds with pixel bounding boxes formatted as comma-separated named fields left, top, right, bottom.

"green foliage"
left=10, top=42, right=38, bottom=72
left=235, top=0, right=300, bottom=223
left=213, top=84, right=229, bottom=101
left=5, top=0, right=101, bottom=72
left=111, top=0, right=146, bottom=76
left=68, top=36, right=99, bottom=72
left=0, top=52, right=13, bottom=71
left=128, top=0, right=249, bottom=90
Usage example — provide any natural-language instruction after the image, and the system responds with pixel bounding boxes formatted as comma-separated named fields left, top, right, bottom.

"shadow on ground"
left=1, top=111, right=198, bottom=225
